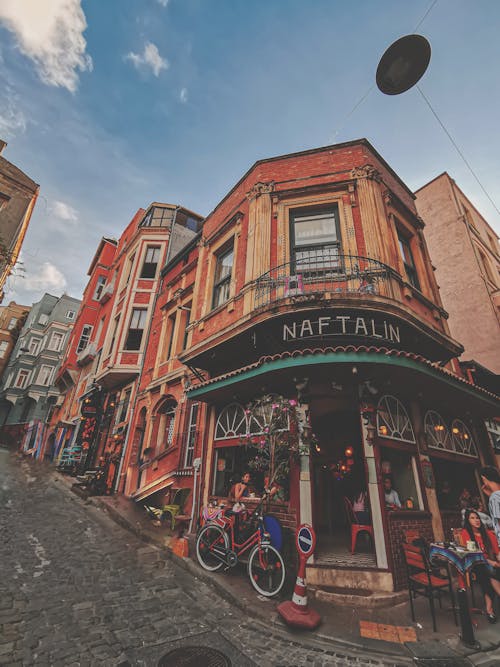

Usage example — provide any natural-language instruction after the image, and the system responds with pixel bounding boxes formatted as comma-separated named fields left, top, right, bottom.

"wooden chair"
left=402, top=542, right=457, bottom=631
left=343, top=497, right=374, bottom=554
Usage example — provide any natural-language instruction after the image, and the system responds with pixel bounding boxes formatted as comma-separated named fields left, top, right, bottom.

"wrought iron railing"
left=253, top=253, right=400, bottom=309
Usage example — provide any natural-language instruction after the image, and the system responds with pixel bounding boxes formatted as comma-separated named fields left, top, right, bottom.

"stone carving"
left=246, top=181, right=275, bottom=200
left=350, top=164, right=381, bottom=182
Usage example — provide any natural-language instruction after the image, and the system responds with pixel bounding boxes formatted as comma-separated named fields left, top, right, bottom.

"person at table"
left=461, top=509, right=500, bottom=623
left=459, top=486, right=472, bottom=510
left=352, top=488, right=371, bottom=524
left=232, top=471, right=251, bottom=503
left=480, top=466, right=500, bottom=547
left=461, top=496, right=494, bottom=530
left=383, top=477, right=401, bottom=509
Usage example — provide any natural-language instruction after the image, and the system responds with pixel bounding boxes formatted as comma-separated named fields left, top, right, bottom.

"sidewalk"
left=58, top=473, right=500, bottom=666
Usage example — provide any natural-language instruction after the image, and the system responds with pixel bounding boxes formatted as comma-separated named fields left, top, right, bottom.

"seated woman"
left=232, top=471, right=251, bottom=503
left=352, top=489, right=370, bottom=524
left=462, top=509, right=500, bottom=623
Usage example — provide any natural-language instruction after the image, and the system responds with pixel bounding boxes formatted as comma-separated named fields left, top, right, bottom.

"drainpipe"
left=114, top=206, right=180, bottom=494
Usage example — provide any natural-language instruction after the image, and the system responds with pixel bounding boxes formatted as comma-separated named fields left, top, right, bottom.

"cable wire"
left=417, top=85, right=500, bottom=216
left=414, top=0, right=439, bottom=31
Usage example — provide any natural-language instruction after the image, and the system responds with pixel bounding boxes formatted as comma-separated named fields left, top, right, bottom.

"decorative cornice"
left=350, top=164, right=382, bottom=183
left=246, top=181, right=275, bottom=201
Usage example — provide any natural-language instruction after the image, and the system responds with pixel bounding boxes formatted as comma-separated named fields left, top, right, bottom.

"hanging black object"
left=376, top=34, right=431, bottom=95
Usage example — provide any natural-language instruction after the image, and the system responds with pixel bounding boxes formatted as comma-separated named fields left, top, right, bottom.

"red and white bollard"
left=277, top=524, right=321, bottom=630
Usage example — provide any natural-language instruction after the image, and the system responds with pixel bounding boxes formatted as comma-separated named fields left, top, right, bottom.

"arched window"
left=451, top=420, right=478, bottom=457
left=215, top=403, right=247, bottom=440
left=377, top=395, right=416, bottom=443
left=157, top=399, right=177, bottom=449
left=424, top=411, right=450, bottom=451
left=247, top=395, right=289, bottom=435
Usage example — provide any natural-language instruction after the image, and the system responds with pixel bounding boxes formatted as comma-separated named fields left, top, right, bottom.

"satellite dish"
left=376, top=34, right=431, bottom=95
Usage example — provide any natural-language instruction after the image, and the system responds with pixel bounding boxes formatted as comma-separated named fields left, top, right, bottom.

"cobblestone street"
left=0, top=449, right=407, bottom=667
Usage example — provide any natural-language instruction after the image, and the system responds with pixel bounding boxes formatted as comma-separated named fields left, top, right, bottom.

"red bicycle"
left=195, top=494, right=286, bottom=597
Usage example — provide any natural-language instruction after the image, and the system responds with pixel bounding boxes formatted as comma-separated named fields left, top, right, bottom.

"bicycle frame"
left=209, top=506, right=270, bottom=560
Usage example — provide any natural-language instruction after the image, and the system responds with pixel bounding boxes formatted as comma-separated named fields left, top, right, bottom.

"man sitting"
left=384, top=476, right=401, bottom=510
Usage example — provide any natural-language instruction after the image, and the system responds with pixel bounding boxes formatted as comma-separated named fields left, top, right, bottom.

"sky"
left=0, top=0, right=499, bottom=307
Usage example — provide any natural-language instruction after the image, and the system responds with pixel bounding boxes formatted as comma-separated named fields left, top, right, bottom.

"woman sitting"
left=462, top=509, right=500, bottom=623
left=232, top=471, right=251, bottom=504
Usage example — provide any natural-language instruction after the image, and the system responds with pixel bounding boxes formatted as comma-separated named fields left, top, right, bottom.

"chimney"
left=0, top=140, right=7, bottom=155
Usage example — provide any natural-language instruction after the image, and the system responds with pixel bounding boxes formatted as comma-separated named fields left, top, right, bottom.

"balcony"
left=253, top=254, right=400, bottom=309
left=99, top=282, right=114, bottom=304
left=77, top=342, right=97, bottom=366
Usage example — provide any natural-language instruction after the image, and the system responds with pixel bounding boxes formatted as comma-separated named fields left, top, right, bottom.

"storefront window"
left=450, top=420, right=478, bottom=457
left=212, top=446, right=264, bottom=497
left=377, top=395, right=415, bottom=443
left=424, top=410, right=451, bottom=451
left=215, top=403, right=247, bottom=439
left=432, top=459, right=480, bottom=511
left=380, top=447, right=422, bottom=510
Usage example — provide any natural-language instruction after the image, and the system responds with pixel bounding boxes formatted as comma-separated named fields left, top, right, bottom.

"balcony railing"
left=254, top=254, right=400, bottom=309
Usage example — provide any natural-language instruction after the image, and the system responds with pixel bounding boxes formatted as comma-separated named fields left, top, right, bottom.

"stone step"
left=311, top=585, right=408, bottom=609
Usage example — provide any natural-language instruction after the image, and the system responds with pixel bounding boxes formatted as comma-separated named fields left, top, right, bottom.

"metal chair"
left=161, top=488, right=191, bottom=530
left=403, top=542, right=456, bottom=631
left=343, top=497, right=374, bottom=554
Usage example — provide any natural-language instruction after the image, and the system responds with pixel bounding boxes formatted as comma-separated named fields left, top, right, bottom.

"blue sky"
left=1, top=0, right=499, bottom=306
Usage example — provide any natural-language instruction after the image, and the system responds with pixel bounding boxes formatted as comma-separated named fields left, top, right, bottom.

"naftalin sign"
left=283, top=312, right=401, bottom=344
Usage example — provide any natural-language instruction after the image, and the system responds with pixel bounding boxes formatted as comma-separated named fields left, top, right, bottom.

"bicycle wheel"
left=196, top=524, right=229, bottom=571
left=247, top=544, right=285, bottom=597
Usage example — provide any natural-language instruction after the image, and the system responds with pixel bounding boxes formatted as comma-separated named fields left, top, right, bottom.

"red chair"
left=403, top=542, right=456, bottom=631
left=344, top=497, right=374, bottom=554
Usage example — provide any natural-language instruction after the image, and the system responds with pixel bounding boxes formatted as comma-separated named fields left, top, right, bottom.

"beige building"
left=0, top=140, right=39, bottom=302
left=0, top=301, right=30, bottom=378
left=415, top=173, right=500, bottom=375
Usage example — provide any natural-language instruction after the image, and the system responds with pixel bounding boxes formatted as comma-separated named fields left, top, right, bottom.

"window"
left=212, top=243, right=234, bottom=309
left=28, top=337, right=41, bottom=355
left=165, top=313, right=176, bottom=360
left=48, top=331, right=65, bottom=352
left=38, top=365, right=53, bottom=386
left=398, top=232, right=420, bottom=290
left=485, top=419, right=500, bottom=453
left=77, top=325, right=93, bottom=353
left=15, top=369, right=30, bottom=388
left=424, top=411, right=450, bottom=451
left=93, top=276, right=106, bottom=301
left=380, top=447, right=422, bottom=510
left=215, top=403, right=247, bottom=439
left=478, top=249, right=495, bottom=284
left=0, top=341, right=8, bottom=358
left=450, top=420, right=478, bottom=457
left=48, top=331, right=64, bottom=352
left=157, top=400, right=177, bottom=449
left=66, top=310, right=75, bottom=320
left=487, top=233, right=498, bottom=256
left=181, top=304, right=191, bottom=350
left=116, top=389, right=132, bottom=423
left=108, top=316, right=120, bottom=354
left=38, top=314, right=48, bottom=325
left=125, top=309, right=147, bottom=350
left=7, top=317, right=17, bottom=330
left=140, top=246, right=161, bottom=279
left=377, top=395, right=416, bottom=443
left=291, top=207, right=341, bottom=275
left=125, top=254, right=135, bottom=283
left=140, top=206, right=175, bottom=228
left=184, top=403, right=199, bottom=467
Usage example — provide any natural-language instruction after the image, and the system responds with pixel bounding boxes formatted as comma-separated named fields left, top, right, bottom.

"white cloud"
left=24, top=261, right=67, bottom=293
left=0, top=0, right=93, bottom=93
left=156, top=0, right=169, bottom=6
left=0, top=97, right=27, bottom=138
left=179, top=87, right=188, bottom=103
left=126, top=42, right=168, bottom=77
left=52, top=200, right=78, bottom=222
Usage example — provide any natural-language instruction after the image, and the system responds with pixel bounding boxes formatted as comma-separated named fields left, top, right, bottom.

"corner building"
left=124, top=140, right=500, bottom=594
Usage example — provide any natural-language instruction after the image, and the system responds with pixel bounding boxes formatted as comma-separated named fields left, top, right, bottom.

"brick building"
left=121, top=139, right=500, bottom=594
left=0, top=140, right=39, bottom=302
left=0, top=301, right=30, bottom=377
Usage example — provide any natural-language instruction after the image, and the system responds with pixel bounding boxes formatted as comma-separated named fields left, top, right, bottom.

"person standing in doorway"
left=383, top=477, right=401, bottom=509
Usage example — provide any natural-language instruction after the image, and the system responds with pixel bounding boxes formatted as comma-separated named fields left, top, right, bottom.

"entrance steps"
left=306, top=564, right=403, bottom=607
left=310, top=585, right=407, bottom=609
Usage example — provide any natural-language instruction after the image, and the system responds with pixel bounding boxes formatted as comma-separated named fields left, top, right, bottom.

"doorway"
left=312, top=409, right=375, bottom=564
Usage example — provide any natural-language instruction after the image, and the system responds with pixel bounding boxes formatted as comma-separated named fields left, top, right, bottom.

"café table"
left=429, top=542, right=487, bottom=648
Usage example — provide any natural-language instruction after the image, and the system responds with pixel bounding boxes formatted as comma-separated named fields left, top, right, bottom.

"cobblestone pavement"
left=0, top=448, right=409, bottom=667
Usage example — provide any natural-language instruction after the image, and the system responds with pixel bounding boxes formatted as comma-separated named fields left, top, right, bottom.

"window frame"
left=77, top=325, right=93, bottom=353
left=66, top=310, right=76, bottom=320
left=93, top=275, right=107, bottom=301
left=28, top=337, right=41, bottom=355
left=140, top=245, right=161, bottom=280
left=397, top=230, right=420, bottom=290
left=15, top=369, right=30, bottom=388
left=0, top=340, right=8, bottom=358
left=48, top=331, right=64, bottom=352
left=184, top=402, right=199, bottom=468
left=7, top=317, right=17, bottom=330
left=124, top=308, right=147, bottom=351
left=38, top=365, right=53, bottom=386
left=290, top=205, right=342, bottom=276
left=212, top=241, right=234, bottom=309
